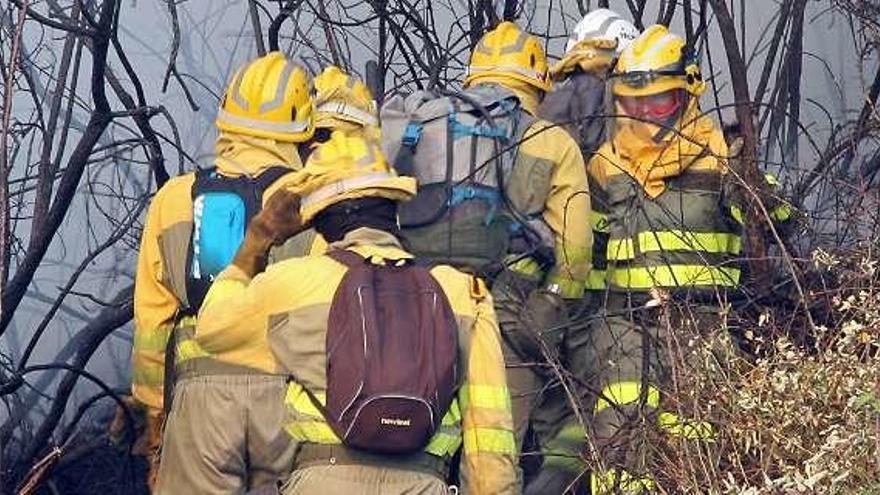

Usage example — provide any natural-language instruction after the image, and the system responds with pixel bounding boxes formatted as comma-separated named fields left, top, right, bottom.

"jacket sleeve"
left=458, top=283, right=518, bottom=495
left=540, top=127, right=593, bottom=299
left=721, top=136, right=794, bottom=231
left=131, top=190, right=177, bottom=411
left=194, top=264, right=267, bottom=355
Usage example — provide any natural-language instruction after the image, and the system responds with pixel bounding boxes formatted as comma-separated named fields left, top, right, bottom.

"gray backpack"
left=381, top=85, right=537, bottom=273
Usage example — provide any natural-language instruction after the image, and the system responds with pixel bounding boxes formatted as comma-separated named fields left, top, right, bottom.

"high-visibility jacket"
left=587, top=123, right=791, bottom=293
left=195, top=228, right=518, bottom=495
left=589, top=116, right=791, bottom=292
left=131, top=132, right=318, bottom=411
left=537, top=72, right=610, bottom=292
left=469, top=80, right=592, bottom=298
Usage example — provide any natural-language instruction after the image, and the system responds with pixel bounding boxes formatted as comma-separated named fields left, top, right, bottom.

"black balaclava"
left=313, top=197, right=399, bottom=242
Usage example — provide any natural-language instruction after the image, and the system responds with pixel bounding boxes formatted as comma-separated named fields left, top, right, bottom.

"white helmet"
left=565, top=8, right=640, bottom=56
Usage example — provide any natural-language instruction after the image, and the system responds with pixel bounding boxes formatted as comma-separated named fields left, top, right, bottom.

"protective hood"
left=611, top=97, right=727, bottom=197
left=469, top=78, right=542, bottom=115
left=214, top=129, right=303, bottom=177
left=550, top=38, right=617, bottom=81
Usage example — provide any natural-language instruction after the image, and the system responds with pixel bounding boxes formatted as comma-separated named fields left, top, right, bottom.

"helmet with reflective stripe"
left=280, top=131, right=416, bottom=223
left=566, top=8, right=639, bottom=56
left=216, top=51, right=315, bottom=142
left=612, top=25, right=705, bottom=97
left=464, top=21, right=551, bottom=92
left=314, top=66, right=379, bottom=130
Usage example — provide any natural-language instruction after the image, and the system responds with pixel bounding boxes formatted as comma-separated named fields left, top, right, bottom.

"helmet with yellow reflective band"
left=314, top=66, right=379, bottom=131
left=464, top=21, right=552, bottom=92
left=216, top=51, right=315, bottom=143
left=611, top=24, right=705, bottom=98
left=278, top=131, right=416, bottom=224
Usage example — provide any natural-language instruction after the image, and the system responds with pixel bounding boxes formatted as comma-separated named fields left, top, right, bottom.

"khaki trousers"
left=156, top=374, right=296, bottom=494
left=280, top=465, right=449, bottom=495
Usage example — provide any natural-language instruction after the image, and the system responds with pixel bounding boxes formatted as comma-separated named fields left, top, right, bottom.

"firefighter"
left=528, top=9, right=639, bottom=493
left=585, top=25, right=790, bottom=492
left=193, top=131, right=517, bottom=494
left=134, top=51, right=315, bottom=493
left=448, top=22, right=595, bottom=487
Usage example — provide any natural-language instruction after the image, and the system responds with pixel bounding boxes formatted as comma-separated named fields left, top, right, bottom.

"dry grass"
left=643, top=252, right=880, bottom=494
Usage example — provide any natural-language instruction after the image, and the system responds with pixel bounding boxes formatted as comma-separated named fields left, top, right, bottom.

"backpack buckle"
left=401, top=123, right=424, bottom=149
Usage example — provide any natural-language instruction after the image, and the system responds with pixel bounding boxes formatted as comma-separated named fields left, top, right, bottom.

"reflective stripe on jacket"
left=588, top=133, right=744, bottom=292
left=195, top=228, right=517, bottom=495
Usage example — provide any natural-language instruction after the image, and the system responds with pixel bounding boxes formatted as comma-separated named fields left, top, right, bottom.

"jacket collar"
left=329, top=227, right=409, bottom=255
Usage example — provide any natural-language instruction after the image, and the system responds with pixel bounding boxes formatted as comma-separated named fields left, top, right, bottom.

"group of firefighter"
left=128, top=8, right=792, bottom=495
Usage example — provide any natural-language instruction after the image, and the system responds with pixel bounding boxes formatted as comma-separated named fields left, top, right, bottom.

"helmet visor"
left=615, top=68, right=685, bottom=89
left=618, top=90, right=684, bottom=121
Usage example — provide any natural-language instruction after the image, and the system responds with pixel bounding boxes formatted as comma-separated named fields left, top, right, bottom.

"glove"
left=550, top=38, right=617, bottom=80
left=524, top=289, right=566, bottom=350
left=505, top=288, right=566, bottom=363
left=233, top=190, right=304, bottom=277
left=144, top=409, right=163, bottom=491
left=250, top=189, right=305, bottom=246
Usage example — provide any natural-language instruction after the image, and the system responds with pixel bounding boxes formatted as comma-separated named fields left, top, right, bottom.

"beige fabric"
left=280, top=465, right=449, bottom=495
left=156, top=374, right=295, bottom=494
left=214, top=130, right=303, bottom=177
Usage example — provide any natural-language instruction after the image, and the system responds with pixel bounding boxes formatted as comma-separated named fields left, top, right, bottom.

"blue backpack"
left=183, top=166, right=290, bottom=313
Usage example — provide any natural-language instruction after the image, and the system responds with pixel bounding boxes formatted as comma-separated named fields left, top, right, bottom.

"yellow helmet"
left=314, top=66, right=379, bottom=131
left=464, top=22, right=551, bottom=92
left=281, top=131, right=416, bottom=223
left=216, top=51, right=315, bottom=142
left=612, top=24, right=705, bottom=97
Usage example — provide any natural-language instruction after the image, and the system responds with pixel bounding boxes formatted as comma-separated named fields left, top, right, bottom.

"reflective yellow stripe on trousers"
left=595, top=382, right=661, bottom=414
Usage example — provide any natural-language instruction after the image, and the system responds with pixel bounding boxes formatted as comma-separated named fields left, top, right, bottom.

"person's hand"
left=233, top=190, right=304, bottom=277
left=250, top=190, right=305, bottom=246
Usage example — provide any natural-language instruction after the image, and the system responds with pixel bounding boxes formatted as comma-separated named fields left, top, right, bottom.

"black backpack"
left=317, top=249, right=460, bottom=454
left=183, top=166, right=290, bottom=313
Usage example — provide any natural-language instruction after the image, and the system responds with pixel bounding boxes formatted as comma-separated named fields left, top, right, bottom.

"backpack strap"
left=327, top=248, right=415, bottom=269
left=254, top=165, right=292, bottom=194
left=182, top=168, right=217, bottom=315
left=393, top=122, right=424, bottom=178
left=327, top=248, right=366, bottom=268
left=511, top=109, right=538, bottom=150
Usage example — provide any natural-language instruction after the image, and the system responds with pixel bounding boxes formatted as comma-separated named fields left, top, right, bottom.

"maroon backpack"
left=319, top=249, right=460, bottom=454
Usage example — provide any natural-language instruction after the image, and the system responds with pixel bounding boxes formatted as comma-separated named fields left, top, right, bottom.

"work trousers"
left=492, top=270, right=594, bottom=493
left=584, top=294, right=737, bottom=492
left=280, top=465, right=449, bottom=495
left=156, top=374, right=296, bottom=494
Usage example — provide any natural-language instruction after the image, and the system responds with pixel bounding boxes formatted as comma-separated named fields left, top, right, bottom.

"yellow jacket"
left=587, top=102, right=741, bottom=291
left=195, top=228, right=517, bottom=494
left=476, top=80, right=593, bottom=298
left=131, top=131, right=317, bottom=411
